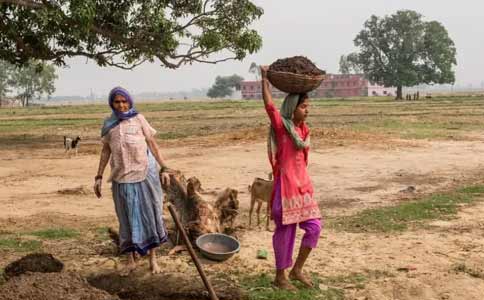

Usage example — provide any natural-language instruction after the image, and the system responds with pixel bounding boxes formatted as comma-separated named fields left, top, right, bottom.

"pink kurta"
left=265, top=101, right=321, bottom=225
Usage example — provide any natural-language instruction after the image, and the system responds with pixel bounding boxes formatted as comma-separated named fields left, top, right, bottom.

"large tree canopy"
left=0, top=0, right=263, bottom=70
left=349, top=10, right=457, bottom=99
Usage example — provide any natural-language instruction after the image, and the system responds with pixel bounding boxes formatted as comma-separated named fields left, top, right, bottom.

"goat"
left=185, top=177, right=221, bottom=241
left=63, top=136, right=81, bottom=156
left=162, top=171, right=241, bottom=243
left=248, top=173, right=273, bottom=231
left=214, top=188, right=239, bottom=228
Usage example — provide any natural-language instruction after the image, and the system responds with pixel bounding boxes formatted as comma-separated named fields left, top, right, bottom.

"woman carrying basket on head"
left=94, top=86, right=171, bottom=276
left=260, top=66, right=322, bottom=290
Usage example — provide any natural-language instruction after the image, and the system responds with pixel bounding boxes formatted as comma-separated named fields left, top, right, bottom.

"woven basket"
left=267, top=70, right=325, bottom=94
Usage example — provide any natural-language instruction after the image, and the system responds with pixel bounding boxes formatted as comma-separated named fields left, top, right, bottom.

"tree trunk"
left=395, top=85, right=403, bottom=100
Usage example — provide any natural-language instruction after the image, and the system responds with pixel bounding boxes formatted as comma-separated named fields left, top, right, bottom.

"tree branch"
left=192, top=56, right=237, bottom=64
left=172, top=9, right=218, bottom=34
left=0, top=0, right=43, bottom=9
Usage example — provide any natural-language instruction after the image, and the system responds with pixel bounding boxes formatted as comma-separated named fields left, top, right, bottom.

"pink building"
left=241, top=74, right=395, bottom=99
left=0, top=97, right=21, bottom=107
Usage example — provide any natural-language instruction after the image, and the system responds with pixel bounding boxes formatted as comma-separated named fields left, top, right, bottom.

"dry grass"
left=2, top=95, right=484, bottom=151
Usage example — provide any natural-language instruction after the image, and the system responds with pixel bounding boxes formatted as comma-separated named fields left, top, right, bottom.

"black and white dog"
left=64, top=136, right=81, bottom=156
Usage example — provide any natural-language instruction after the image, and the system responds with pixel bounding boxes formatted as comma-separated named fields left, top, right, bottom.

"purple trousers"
left=272, top=177, right=322, bottom=270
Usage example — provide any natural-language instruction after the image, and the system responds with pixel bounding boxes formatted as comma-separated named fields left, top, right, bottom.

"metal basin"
left=196, top=233, right=240, bottom=262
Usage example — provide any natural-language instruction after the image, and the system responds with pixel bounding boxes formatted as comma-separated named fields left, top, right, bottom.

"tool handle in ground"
left=168, top=205, right=219, bottom=300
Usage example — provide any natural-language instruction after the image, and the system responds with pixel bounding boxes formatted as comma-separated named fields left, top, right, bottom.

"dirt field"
left=2, top=97, right=484, bottom=299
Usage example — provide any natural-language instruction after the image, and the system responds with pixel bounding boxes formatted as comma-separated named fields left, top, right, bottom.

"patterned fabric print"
left=265, top=101, right=321, bottom=225
left=272, top=176, right=322, bottom=269
left=112, top=151, right=168, bottom=256
left=102, top=114, right=156, bottom=183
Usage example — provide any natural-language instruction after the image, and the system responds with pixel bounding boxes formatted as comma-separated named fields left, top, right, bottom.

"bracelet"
left=160, top=165, right=169, bottom=173
left=94, top=175, right=102, bottom=181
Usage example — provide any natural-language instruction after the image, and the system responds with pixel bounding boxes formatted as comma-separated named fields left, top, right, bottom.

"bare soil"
left=87, top=272, right=243, bottom=300
left=2, top=133, right=484, bottom=299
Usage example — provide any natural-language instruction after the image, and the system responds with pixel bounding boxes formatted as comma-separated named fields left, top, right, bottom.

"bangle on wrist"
left=95, top=175, right=102, bottom=181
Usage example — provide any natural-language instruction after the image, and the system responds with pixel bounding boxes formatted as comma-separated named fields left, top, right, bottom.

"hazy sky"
left=53, top=0, right=484, bottom=96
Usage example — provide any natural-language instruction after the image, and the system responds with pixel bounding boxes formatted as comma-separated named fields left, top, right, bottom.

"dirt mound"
left=4, top=253, right=64, bottom=280
left=57, top=185, right=90, bottom=195
left=0, top=272, right=119, bottom=300
left=269, top=56, right=325, bottom=76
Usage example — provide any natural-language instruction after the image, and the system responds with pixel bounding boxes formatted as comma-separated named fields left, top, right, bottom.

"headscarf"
left=267, top=94, right=311, bottom=170
left=101, top=86, right=139, bottom=137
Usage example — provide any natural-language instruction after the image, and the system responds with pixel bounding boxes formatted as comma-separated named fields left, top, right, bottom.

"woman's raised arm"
left=260, top=65, right=273, bottom=107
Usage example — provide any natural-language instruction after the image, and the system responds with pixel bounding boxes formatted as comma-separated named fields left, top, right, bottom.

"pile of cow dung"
left=0, top=253, right=118, bottom=300
left=1, top=272, right=119, bottom=300
left=3, top=253, right=64, bottom=280
left=269, top=56, right=325, bottom=76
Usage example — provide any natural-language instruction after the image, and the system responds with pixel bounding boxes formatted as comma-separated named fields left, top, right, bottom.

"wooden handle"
left=168, top=205, right=219, bottom=300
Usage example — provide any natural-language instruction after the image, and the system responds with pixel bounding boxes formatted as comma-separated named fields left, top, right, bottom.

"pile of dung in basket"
left=267, top=56, right=326, bottom=94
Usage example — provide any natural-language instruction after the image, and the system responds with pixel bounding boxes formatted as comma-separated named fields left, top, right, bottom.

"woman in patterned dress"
left=94, top=86, right=170, bottom=275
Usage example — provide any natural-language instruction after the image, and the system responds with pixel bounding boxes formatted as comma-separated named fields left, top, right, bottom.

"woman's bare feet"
left=273, top=278, right=297, bottom=291
left=150, top=258, right=161, bottom=274
left=149, top=248, right=162, bottom=275
left=289, top=269, right=313, bottom=288
left=289, top=246, right=314, bottom=288
left=120, top=253, right=137, bottom=276
left=274, top=269, right=297, bottom=291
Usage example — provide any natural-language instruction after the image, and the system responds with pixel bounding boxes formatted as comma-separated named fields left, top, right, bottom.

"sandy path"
left=1, top=139, right=483, bottom=219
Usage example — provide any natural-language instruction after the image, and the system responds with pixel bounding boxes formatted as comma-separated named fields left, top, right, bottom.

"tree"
left=224, top=74, right=244, bottom=91
left=349, top=10, right=457, bottom=99
left=0, top=0, right=263, bottom=70
left=0, top=60, right=13, bottom=105
left=11, top=61, right=57, bottom=106
left=248, top=62, right=260, bottom=80
left=207, top=74, right=243, bottom=98
left=338, top=54, right=361, bottom=74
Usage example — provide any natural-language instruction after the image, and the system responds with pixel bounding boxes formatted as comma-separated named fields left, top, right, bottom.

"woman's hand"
left=161, top=172, right=170, bottom=186
left=260, top=65, right=269, bottom=79
left=95, top=144, right=110, bottom=198
left=94, top=178, right=102, bottom=198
